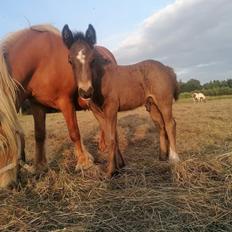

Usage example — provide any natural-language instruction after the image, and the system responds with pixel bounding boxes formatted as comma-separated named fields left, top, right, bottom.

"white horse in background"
left=192, top=92, right=206, bottom=103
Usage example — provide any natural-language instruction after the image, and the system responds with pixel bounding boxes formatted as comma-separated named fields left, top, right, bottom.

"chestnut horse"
left=0, top=24, right=116, bottom=186
left=62, top=24, right=180, bottom=177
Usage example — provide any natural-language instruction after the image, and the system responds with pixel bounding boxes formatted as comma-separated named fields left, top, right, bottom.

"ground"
left=0, top=97, right=232, bottom=231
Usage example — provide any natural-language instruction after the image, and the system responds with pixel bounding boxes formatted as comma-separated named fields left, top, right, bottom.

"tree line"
left=179, top=78, right=232, bottom=97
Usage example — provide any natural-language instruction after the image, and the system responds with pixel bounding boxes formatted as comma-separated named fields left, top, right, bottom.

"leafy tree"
left=181, top=79, right=201, bottom=92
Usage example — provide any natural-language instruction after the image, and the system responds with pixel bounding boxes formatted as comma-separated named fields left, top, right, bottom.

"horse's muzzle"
left=78, top=87, right=94, bottom=99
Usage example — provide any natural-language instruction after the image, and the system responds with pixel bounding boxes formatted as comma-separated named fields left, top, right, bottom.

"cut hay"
left=1, top=99, right=232, bottom=231
left=0, top=151, right=231, bottom=232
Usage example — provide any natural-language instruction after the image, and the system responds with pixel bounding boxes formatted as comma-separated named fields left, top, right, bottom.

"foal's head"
left=62, top=24, right=96, bottom=99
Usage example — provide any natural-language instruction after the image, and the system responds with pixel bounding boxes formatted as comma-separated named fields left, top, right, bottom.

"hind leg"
left=31, top=101, right=47, bottom=170
left=146, top=97, right=169, bottom=161
left=156, top=100, right=179, bottom=163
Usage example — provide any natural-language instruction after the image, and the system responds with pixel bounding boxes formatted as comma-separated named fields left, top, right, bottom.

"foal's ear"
left=85, top=24, right=96, bottom=47
left=62, top=24, right=74, bottom=49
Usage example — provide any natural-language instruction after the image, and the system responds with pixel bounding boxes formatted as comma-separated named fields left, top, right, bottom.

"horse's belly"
left=119, top=92, right=145, bottom=111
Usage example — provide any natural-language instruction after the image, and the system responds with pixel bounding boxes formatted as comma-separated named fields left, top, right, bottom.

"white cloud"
left=114, top=0, right=232, bottom=82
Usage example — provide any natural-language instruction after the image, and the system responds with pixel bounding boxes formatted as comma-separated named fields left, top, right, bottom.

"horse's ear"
left=85, top=24, right=96, bottom=47
left=62, top=24, right=74, bottom=49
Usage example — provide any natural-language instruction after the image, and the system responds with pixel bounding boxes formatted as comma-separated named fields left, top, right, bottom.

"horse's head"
left=62, top=24, right=96, bottom=100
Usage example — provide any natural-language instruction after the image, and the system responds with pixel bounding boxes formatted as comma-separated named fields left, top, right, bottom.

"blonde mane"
left=30, top=24, right=60, bottom=35
left=0, top=25, right=39, bottom=187
left=1, top=24, right=60, bottom=54
left=0, top=24, right=60, bottom=187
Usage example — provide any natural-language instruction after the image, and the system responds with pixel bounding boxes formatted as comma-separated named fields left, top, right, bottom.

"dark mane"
left=91, top=50, right=111, bottom=107
left=72, top=30, right=97, bottom=47
left=73, top=31, right=86, bottom=42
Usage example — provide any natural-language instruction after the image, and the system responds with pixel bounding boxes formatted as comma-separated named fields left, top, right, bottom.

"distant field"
left=0, top=98, right=232, bottom=231
left=179, top=94, right=232, bottom=101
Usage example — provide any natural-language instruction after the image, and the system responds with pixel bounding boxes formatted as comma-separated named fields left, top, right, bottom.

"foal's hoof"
left=168, top=148, right=180, bottom=164
left=169, top=154, right=180, bottom=164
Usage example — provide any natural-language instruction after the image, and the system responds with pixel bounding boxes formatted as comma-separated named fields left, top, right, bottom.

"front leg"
left=58, top=97, right=94, bottom=170
left=90, top=102, right=125, bottom=171
left=98, top=130, right=106, bottom=153
left=31, top=101, right=47, bottom=171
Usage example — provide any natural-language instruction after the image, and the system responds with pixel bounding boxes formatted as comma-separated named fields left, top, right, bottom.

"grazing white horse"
left=192, top=92, right=206, bottom=103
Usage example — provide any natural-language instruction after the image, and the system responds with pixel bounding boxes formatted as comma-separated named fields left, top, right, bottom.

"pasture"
left=0, top=97, right=232, bottom=231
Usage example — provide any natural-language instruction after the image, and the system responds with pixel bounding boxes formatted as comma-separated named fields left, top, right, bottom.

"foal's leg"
left=146, top=97, right=169, bottom=161
left=105, top=114, right=118, bottom=177
left=98, top=102, right=120, bottom=177
left=31, top=102, right=47, bottom=170
left=99, top=130, right=106, bottom=152
left=58, top=97, right=94, bottom=170
left=90, top=103, right=125, bottom=170
left=157, top=102, right=180, bottom=163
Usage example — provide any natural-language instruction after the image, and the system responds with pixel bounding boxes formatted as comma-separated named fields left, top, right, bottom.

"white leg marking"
left=169, top=147, right=180, bottom=163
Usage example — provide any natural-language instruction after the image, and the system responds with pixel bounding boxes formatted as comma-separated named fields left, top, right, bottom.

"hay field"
left=0, top=98, right=232, bottom=231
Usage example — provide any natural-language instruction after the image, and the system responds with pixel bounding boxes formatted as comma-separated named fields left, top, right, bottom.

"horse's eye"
left=68, top=58, right=72, bottom=65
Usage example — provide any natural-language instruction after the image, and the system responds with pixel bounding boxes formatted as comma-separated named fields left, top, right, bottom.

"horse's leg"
left=145, top=97, right=169, bottom=161
left=115, top=130, right=125, bottom=169
left=99, top=129, right=106, bottom=152
left=19, top=131, right=26, bottom=162
left=90, top=103, right=125, bottom=170
left=31, top=101, right=47, bottom=170
left=156, top=102, right=180, bottom=163
left=103, top=103, right=120, bottom=177
left=58, top=98, right=94, bottom=170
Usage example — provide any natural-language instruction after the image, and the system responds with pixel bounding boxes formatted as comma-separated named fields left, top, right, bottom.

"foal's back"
left=102, top=60, right=177, bottom=110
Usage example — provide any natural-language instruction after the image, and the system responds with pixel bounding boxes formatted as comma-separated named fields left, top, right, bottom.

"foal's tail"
left=0, top=49, right=22, bottom=188
left=167, top=66, right=179, bottom=101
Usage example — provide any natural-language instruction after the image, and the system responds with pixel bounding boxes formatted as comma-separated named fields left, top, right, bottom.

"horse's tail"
left=173, top=78, right=179, bottom=101
left=167, top=66, right=179, bottom=101
left=0, top=49, right=21, bottom=188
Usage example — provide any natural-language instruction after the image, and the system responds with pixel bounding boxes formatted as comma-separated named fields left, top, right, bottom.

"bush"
left=201, top=87, right=232, bottom=96
left=179, top=92, right=192, bottom=99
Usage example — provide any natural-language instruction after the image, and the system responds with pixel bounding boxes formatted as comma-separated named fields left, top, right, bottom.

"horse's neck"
left=6, top=31, right=61, bottom=107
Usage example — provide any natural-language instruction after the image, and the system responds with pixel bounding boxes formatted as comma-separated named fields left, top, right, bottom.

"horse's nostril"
left=87, top=87, right=94, bottom=97
left=78, top=87, right=93, bottom=99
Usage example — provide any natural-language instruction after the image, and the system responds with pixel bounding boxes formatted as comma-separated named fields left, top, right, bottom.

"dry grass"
left=0, top=98, right=232, bottom=231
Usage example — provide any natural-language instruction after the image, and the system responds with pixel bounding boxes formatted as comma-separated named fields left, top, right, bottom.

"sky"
left=0, top=0, right=232, bottom=83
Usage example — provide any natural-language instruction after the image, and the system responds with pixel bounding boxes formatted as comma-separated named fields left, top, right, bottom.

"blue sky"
left=0, top=0, right=173, bottom=49
left=1, top=0, right=232, bottom=82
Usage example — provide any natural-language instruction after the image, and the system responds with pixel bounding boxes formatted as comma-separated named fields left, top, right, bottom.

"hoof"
left=169, top=154, right=180, bottom=164
left=22, top=162, right=48, bottom=175
left=169, top=148, right=180, bottom=164
left=75, top=156, right=94, bottom=172
left=159, top=153, right=169, bottom=161
left=22, top=164, right=36, bottom=174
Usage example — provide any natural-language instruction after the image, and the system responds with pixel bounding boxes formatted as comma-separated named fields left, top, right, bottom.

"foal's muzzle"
left=78, top=87, right=94, bottom=99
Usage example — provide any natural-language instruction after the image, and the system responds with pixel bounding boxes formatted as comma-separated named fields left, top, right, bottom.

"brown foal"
left=62, top=24, right=180, bottom=177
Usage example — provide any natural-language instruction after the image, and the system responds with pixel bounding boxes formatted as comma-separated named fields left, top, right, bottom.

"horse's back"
left=95, top=46, right=117, bottom=65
